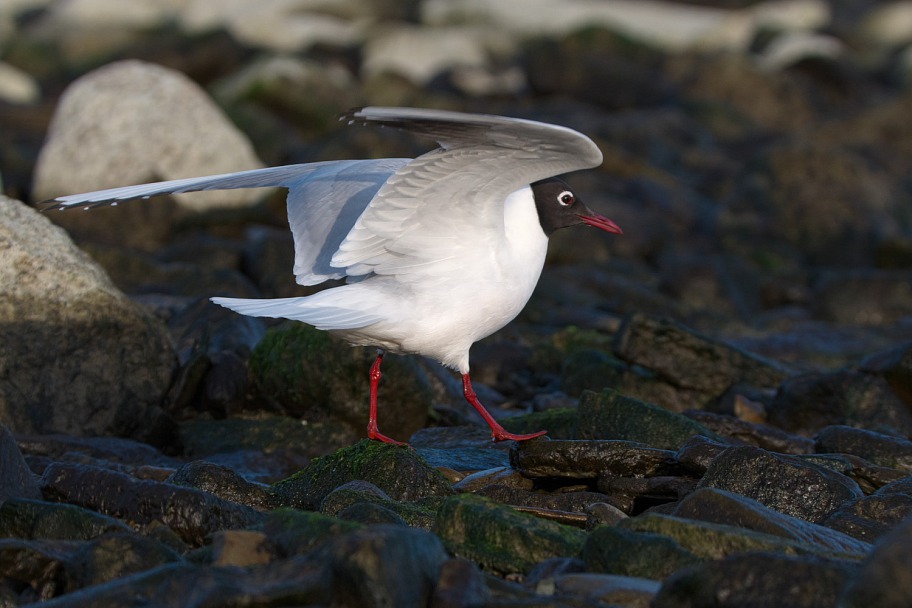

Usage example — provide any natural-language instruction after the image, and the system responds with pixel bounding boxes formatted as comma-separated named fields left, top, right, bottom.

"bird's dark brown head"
left=531, top=177, right=622, bottom=237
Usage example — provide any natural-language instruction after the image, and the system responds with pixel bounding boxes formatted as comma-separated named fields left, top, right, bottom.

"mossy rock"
left=257, top=508, right=362, bottom=556
left=576, top=389, right=722, bottom=449
left=270, top=440, right=455, bottom=510
left=249, top=323, right=432, bottom=441
left=582, top=524, right=702, bottom=579
left=434, top=494, right=586, bottom=574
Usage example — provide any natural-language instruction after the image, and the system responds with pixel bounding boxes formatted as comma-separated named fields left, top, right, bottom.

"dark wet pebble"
left=815, top=424, right=912, bottom=471
left=653, top=552, right=857, bottom=608
left=0, top=425, right=41, bottom=501
left=0, top=532, right=182, bottom=603
left=697, top=445, right=863, bottom=523
left=39, top=462, right=262, bottom=546
left=683, top=409, right=814, bottom=454
left=210, top=529, right=274, bottom=566
left=555, top=572, right=660, bottom=608
left=823, top=477, right=912, bottom=542
left=611, top=313, right=796, bottom=411
left=314, top=524, right=448, bottom=608
left=166, top=460, right=274, bottom=511
left=451, top=466, right=533, bottom=493
left=672, top=487, right=871, bottom=556
left=429, top=557, right=492, bottom=608
left=474, top=484, right=619, bottom=517
left=0, top=498, right=131, bottom=541
left=840, top=514, right=912, bottom=607
left=510, top=439, right=680, bottom=479
left=768, top=369, right=912, bottom=437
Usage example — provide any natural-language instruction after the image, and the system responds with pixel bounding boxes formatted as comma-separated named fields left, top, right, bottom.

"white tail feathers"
left=211, top=293, right=383, bottom=330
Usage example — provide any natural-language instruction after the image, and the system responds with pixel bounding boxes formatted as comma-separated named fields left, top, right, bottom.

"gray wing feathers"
left=284, top=158, right=407, bottom=285
left=38, top=162, right=351, bottom=210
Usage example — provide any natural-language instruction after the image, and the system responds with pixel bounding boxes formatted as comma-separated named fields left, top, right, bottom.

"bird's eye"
left=558, top=191, right=575, bottom=206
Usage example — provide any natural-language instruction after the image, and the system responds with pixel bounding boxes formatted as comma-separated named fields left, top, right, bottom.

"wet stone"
left=178, top=415, right=357, bottom=482
left=258, top=508, right=361, bottom=557
left=501, top=407, right=579, bottom=441
left=411, top=426, right=512, bottom=471
left=315, top=525, right=448, bottom=608
left=451, top=466, right=533, bottom=493
left=319, top=480, right=435, bottom=529
left=612, top=313, right=795, bottom=410
left=64, top=532, right=184, bottom=591
left=683, top=409, right=814, bottom=454
left=674, top=435, right=729, bottom=475
left=555, top=573, right=660, bottom=608
left=510, top=439, right=679, bottom=479
left=576, top=389, right=722, bottom=449
left=672, top=488, right=872, bottom=557
left=582, top=524, right=702, bottom=580
left=434, top=494, right=587, bottom=575
left=697, top=445, right=863, bottom=524
left=430, top=557, right=492, bottom=608
left=0, top=532, right=182, bottom=602
left=270, top=440, right=455, bottom=511
left=768, top=369, right=912, bottom=437
left=0, top=498, right=131, bottom=541
left=861, top=341, right=912, bottom=405
left=823, top=479, right=912, bottom=542
left=596, top=476, right=697, bottom=514
left=166, top=460, right=273, bottom=511
left=798, top=452, right=908, bottom=494
left=39, top=462, right=262, bottom=546
left=621, top=512, right=866, bottom=562
left=335, top=502, right=409, bottom=526
left=840, top=514, right=912, bottom=607
left=210, top=529, right=274, bottom=567
left=0, top=425, right=41, bottom=501
left=474, top=485, right=617, bottom=516
left=586, top=503, right=628, bottom=529
left=653, top=552, right=857, bottom=608
left=815, top=424, right=912, bottom=472
left=32, top=559, right=331, bottom=608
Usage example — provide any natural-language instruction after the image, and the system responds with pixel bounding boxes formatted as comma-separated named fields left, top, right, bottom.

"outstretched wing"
left=38, top=159, right=407, bottom=285
left=331, top=107, right=603, bottom=279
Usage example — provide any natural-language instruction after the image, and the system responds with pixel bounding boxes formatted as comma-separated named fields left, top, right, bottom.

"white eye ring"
left=558, top=191, right=575, bottom=206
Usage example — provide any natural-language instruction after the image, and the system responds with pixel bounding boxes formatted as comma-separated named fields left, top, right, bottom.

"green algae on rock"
left=434, top=494, right=586, bottom=574
left=270, top=440, right=455, bottom=511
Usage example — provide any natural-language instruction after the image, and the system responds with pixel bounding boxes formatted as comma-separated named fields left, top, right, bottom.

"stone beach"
left=2, top=0, right=912, bottom=606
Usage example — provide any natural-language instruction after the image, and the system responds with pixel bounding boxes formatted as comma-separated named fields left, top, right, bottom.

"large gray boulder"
left=0, top=196, right=176, bottom=443
left=32, top=59, right=263, bottom=212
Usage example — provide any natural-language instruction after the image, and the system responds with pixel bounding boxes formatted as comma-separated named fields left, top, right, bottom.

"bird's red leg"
left=461, top=373, right=547, bottom=442
left=366, top=351, right=405, bottom=446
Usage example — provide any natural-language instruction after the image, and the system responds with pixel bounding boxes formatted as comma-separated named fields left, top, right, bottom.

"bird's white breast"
left=334, top=185, right=550, bottom=372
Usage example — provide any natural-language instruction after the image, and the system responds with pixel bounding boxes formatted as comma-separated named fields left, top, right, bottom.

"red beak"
left=578, top=213, right=623, bottom=234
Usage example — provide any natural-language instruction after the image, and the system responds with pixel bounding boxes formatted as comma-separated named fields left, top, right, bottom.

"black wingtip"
left=35, top=198, right=65, bottom=212
left=338, top=107, right=366, bottom=126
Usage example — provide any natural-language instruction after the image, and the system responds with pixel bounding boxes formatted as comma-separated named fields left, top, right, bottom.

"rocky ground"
left=2, top=0, right=912, bottom=606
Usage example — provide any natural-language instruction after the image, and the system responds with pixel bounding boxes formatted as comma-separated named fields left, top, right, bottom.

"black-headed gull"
left=42, top=107, right=622, bottom=445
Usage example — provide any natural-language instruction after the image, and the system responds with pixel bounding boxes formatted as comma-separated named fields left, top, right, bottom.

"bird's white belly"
left=333, top=186, right=549, bottom=372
